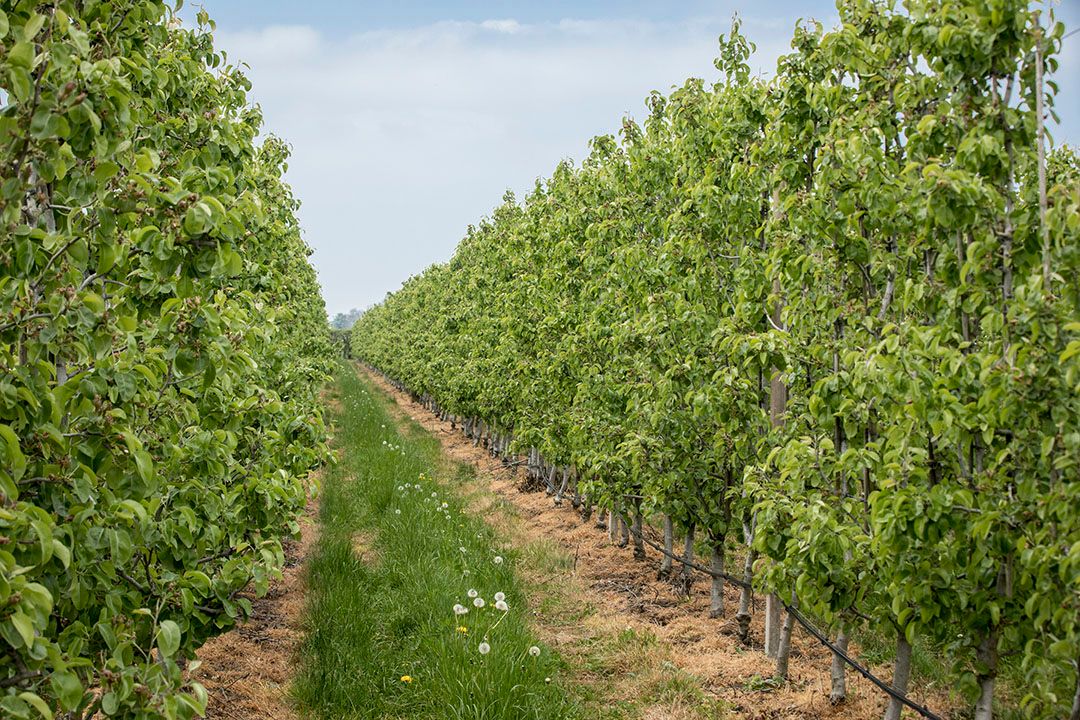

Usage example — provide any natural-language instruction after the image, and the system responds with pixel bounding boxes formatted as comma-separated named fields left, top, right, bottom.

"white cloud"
left=479, top=19, right=523, bottom=34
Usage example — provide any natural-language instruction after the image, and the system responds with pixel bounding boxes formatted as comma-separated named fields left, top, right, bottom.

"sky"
left=182, top=1, right=1080, bottom=317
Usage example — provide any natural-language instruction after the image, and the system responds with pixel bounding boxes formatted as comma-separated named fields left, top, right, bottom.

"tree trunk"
left=680, top=523, right=696, bottom=596
left=830, top=627, right=849, bottom=703
left=736, top=516, right=756, bottom=644
left=774, top=595, right=795, bottom=680
left=528, top=447, right=539, bottom=486
left=765, top=594, right=782, bottom=658
left=631, top=507, right=645, bottom=560
left=658, top=515, right=674, bottom=580
left=974, top=629, right=998, bottom=720
left=709, top=541, right=726, bottom=618
left=882, top=629, right=913, bottom=720
left=554, top=467, right=570, bottom=505
left=766, top=248, right=788, bottom=657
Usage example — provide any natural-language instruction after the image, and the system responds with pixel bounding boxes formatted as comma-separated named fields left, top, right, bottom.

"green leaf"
left=21, top=13, right=45, bottom=41
left=0, top=424, right=26, bottom=481
left=100, top=692, right=119, bottom=715
left=17, top=693, right=50, bottom=720
left=8, top=67, right=32, bottom=102
left=8, top=42, right=34, bottom=69
left=94, top=161, right=120, bottom=184
left=9, top=612, right=34, bottom=647
left=183, top=202, right=214, bottom=236
left=52, top=539, right=71, bottom=568
left=133, top=449, right=153, bottom=484
left=67, top=25, right=90, bottom=56
left=157, top=619, right=181, bottom=657
left=50, top=671, right=83, bottom=711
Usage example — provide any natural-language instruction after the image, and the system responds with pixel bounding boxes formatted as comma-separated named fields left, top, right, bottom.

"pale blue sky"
left=184, top=1, right=1079, bottom=315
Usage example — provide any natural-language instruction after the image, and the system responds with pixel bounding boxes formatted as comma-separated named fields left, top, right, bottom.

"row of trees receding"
left=353, top=1, right=1080, bottom=718
left=1, top=3, right=332, bottom=718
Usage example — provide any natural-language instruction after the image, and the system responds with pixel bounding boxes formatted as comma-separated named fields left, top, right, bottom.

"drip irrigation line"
left=787, top=605, right=944, bottom=720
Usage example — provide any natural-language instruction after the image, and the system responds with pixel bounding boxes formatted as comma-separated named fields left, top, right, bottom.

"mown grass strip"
left=293, top=365, right=577, bottom=720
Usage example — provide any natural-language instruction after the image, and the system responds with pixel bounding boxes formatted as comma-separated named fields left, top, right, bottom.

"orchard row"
left=353, top=2, right=1080, bottom=719
left=1, top=3, right=331, bottom=718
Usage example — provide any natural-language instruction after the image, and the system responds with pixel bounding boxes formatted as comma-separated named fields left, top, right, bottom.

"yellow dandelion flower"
left=400, top=675, right=413, bottom=683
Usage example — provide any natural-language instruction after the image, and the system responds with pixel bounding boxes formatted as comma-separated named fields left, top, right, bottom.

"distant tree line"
left=330, top=307, right=365, bottom=330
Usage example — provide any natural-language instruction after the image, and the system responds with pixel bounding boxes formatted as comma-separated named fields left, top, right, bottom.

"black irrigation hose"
left=787, top=605, right=944, bottom=720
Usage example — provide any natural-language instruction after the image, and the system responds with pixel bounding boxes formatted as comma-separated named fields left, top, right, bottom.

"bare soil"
left=360, top=365, right=958, bottom=720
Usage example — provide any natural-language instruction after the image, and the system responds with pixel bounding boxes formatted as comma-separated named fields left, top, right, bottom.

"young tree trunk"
left=631, top=506, right=645, bottom=560
left=774, top=596, right=795, bottom=680
left=830, top=628, right=849, bottom=703
left=658, top=515, right=674, bottom=580
left=1035, top=26, right=1050, bottom=286
left=974, top=629, right=998, bottom=720
left=554, top=467, right=570, bottom=505
left=528, top=447, right=539, bottom=486
left=709, top=540, right=726, bottom=618
left=736, top=517, right=756, bottom=644
left=680, top=523, right=696, bottom=596
left=883, top=630, right=913, bottom=720
left=766, top=256, right=788, bottom=657
left=765, top=594, right=783, bottom=658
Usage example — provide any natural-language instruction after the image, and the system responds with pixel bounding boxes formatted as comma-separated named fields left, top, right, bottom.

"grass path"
left=292, top=365, right=578, bottom=720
